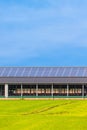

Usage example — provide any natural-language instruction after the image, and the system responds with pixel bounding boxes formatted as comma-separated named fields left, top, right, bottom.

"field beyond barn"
left=0, top=100, right=87, bottom=130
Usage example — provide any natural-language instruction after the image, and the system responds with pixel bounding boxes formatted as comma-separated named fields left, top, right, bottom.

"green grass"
left=0, top=99, right=87, bottom=130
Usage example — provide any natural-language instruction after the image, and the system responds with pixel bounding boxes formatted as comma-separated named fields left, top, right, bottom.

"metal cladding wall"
left=0, top=77, right=87, bottom=84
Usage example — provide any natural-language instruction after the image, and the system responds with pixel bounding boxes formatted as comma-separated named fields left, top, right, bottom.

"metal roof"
left=0, top=67, right=87, bottom=77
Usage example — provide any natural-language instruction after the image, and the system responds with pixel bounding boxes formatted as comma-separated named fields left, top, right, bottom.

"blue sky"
left=0, top=0, right=87, bottom=66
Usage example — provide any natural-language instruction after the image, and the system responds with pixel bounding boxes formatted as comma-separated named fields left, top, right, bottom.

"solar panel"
left=68, top=67, right=73, bottom=76
left=0, top=67, right=6, bottom=76
left=69, top=67, right=79, bottom=76
left=15, top=67, right=25, bottom=76
left=83, top=67, right=86, bottom=76
left=22, top=67, right=31, bottom=76
left=41, top=67, right=46, bottom=76
left=7, top=67, right=17, bottom=77
left=21, top=68, right=26, bottom=76
left=61, top=67, right=67, bottom=76
left=34, top=67, right=44, bottom=77
left=56, top=67, right=65, bottom=76
left=48, top=67, right=54, bottom=76
left=55, top=68, right=60, bottom=76
left=83, top=67, right=87, bottom=76
left=7, top=68, right=13, bottom=76
left=49, top=67, right=58, bottom=77
left=29, top=67, right=38, bottom=77
left=2, top=67, right=10, bottom=76
left=14, top=68, right=19, bottom=76
left=76, top=67, right=84, bottom=76
left=27, top=67, right=33, bottom=76
left=41, top=67, right=51, bottom=76
left=34, top=67, right=40, bottom=76
left=0, top=67, right=5, bottom=76
left=62, top=67, right=71, bottom=76
left=0, top=67, right=87, bottom=77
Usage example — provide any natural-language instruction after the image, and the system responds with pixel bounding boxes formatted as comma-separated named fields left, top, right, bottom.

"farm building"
left=0, top=67, right=87, bottom=98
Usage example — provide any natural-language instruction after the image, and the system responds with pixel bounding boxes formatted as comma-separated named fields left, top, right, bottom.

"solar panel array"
left=0, top=67, right=87, bottom=77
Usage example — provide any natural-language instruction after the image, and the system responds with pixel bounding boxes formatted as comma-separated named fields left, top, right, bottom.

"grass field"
left=0, top=99, right=87, bottom=130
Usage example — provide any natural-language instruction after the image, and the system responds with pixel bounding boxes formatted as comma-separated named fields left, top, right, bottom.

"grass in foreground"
left=0, top=99, right=87, bottom=130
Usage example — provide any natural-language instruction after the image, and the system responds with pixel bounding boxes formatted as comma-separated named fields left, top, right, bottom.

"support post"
left=36, top=84, right=38, bottom=97
left=21, top=84, right=23, bottom=98
left=67, top=84, right=69, bottom=97
left=5, top=84, right=8, bottom=98
left=82, top=84, right=84, bottom=98
left=52, top=84, right=53, bottom=97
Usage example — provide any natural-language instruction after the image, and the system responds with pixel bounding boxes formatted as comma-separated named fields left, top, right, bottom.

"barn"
left=0, top=67, right=87, bottom=98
